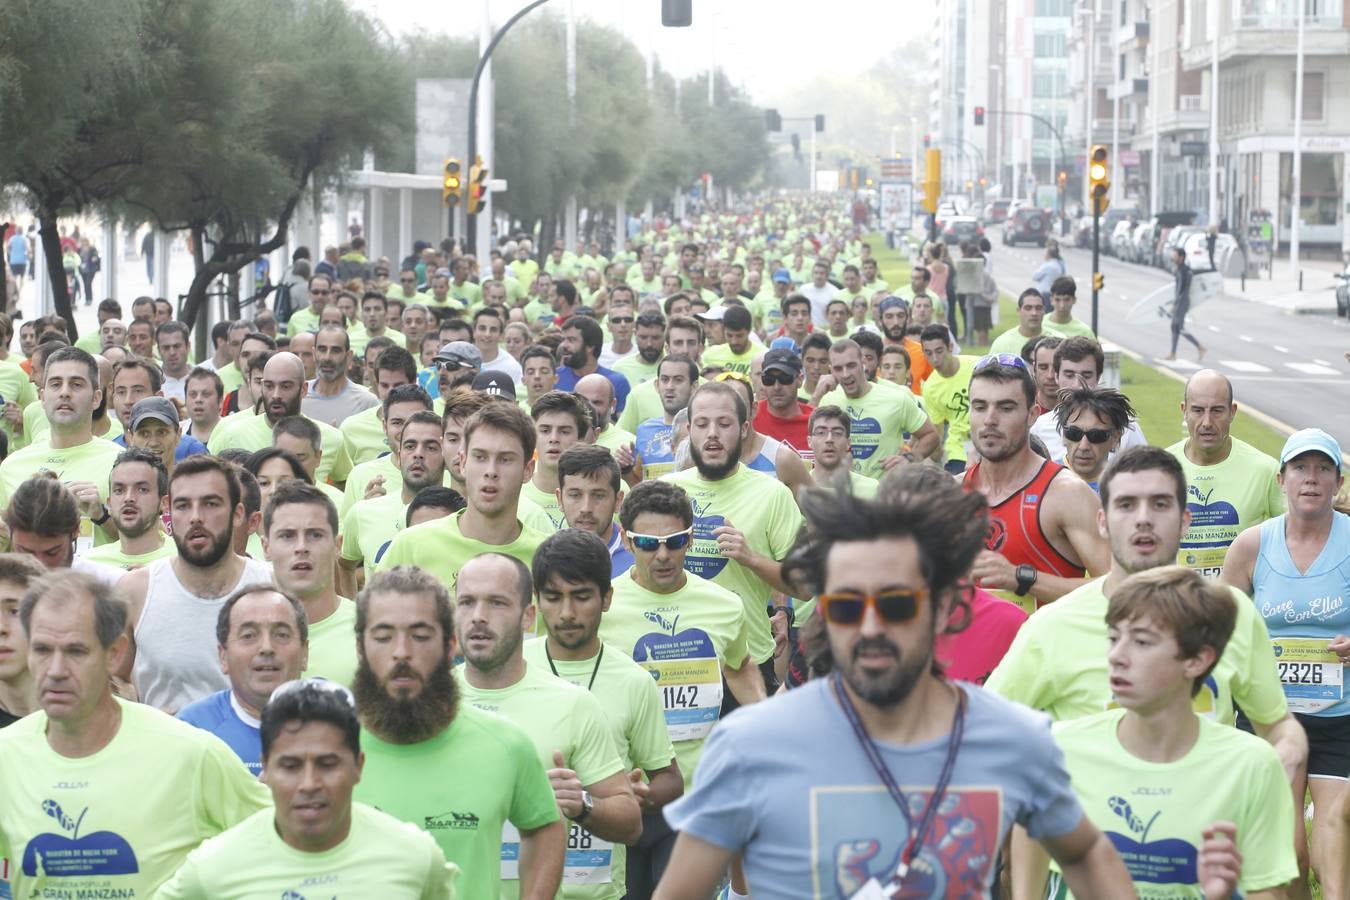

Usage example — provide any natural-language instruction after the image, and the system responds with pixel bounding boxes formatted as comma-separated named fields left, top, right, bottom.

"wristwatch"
left=1014, top=564, right=1038, bottom=597
left=90, top=504, right=111, bottom=526
left=573, top=790, right=594, bottom=822
left=767, top=604, right=795, bottom=628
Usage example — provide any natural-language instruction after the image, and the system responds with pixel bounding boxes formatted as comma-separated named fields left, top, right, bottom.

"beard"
left=119, top=508, right=160, bottom=540
left=265, top=394, right=302, bottom=425
left=842, top=631, right=933, bottom=707
left=564, top=347, right=588, bottom=370
left=637, top=344, right=662, bottom=364
left=353, top=651, right=459, bottom=744
left=690, top=432, right=742, bottom=480
left=884, top=323, right=906, bottom=342
left=174, top=523, right=233, bottom=567
left=977, top=427, right=1028, bottom=463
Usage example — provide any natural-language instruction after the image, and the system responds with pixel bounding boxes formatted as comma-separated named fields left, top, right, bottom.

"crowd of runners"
left=0, top=194, right=1346, bottom=899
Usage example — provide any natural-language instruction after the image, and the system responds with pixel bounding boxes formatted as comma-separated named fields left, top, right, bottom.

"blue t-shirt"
left=6, top=233, right=27, bottom=265
left=555, top=364, right=631, bottom=414
left=664, top=678, right=1084, bottom=899
left=114, top=432, right=208, bottom=463
left=605, top=523, right=634, bottom=579
left=177, top=690, right=263, bottom=777
left=635, top=416, right=675, bottom=476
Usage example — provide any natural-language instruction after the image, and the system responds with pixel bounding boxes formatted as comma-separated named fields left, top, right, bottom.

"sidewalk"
left=1222, top=257, right=1344, bottom=315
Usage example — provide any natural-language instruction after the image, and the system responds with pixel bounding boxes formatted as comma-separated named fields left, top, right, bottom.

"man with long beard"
left=455, top=552, right=641, bottom=899
left=662, top=382, right=801, bottom=694
left=351, top=565, right=566, bottom=900
left=115, top=455, right=274, bottom=712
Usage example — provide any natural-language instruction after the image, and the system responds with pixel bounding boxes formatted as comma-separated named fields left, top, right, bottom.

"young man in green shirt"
left=455, top=552, right=642, bottom=900
left=158, top=679, right=459, bottom=898
left=528, top=528, right=683, bottom=899
left=352, top=565, right=564, bottom=900
left=1043, top=275, right=1096, bottom=338
left=919, top=324, right=978, bottom=473
left=76, top=448, right=178, bottom=571
left=1047, top=565, right=1298, bottom=899
left=522, top=392, right=592, bottom=532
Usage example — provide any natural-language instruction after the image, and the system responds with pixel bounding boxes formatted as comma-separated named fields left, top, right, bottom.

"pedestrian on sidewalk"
left=1165, top=247, right=1206, bottom=361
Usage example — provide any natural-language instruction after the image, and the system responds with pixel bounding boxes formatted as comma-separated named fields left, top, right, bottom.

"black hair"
left=264, top=480, right=338, bottom=539
left=173, top=454, right=243, bottom=514
left=272, top=415, right=322, bottom=453
left=406, top=487, right=466, bottom=525
left=919, top=324, right=952, bottom=346
left=1099, top=445, right=1187, bottom=512
left=723, top=305, right=752, bottom=332
left=564, top=315, right=604, bottom=357
left=558, top=444, right=621, bottom=493
left=532, top=529, right=612, bottom=599
left=619, top=480, right=693, bottom=532
left=245, top=447, right=312, bottom=485
left=260, top=680, right=359, bottom=762
left=530, top=390, right=592, bottom=436
left=970, top=359, right=1036, bottom=408
left=112, top=447, right=169, bottom=497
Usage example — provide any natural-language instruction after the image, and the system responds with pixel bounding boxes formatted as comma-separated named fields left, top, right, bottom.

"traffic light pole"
left=1091, top=205, right=1100, bottom=336
left=465, top=0, right=554, bottom=249
left=984, top=108, right=1068, bottom=230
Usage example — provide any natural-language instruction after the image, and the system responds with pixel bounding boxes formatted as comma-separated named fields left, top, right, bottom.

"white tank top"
left=132, top=555, right=273, bottom=712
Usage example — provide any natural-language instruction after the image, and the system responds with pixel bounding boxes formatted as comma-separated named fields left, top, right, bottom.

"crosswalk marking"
left=1207, top=325, right=1222, bottom=333
left=1272, top=345, right=1289, bottom=353
left=1286, top=362, right=1339, bottom=376
left=1156, top=357, right=1203, bottom=370
left=1238, top=335, right=1254, bottom=343
left=1220, top=360, right=1272, bottom=373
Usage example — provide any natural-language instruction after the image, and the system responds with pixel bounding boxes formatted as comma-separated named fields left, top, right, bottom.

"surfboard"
left=1126, top=271, right=1221, bottom=325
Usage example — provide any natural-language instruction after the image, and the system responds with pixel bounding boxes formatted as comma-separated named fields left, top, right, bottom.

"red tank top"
left=963, top=459, right=1085, bottom=579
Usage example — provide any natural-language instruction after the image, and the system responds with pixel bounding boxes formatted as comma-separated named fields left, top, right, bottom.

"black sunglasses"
left=608, top=316, right=635, bottom=325
left=1063, top=425, right=1113, bottom=444
left=760, top=371, right=795, bottom=387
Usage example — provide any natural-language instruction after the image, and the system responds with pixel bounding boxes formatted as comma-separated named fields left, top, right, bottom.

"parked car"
left=1109, top=220, right=1136, bottom=260
left=1181, top=231, right=1239, bottom=272
left=1148, top=212, right=1200, bottom=267
left=982, top=200, right=1012, bottom=224
left=1003, top=207, right=1050, bottom=246
left=1161, top=226, right=1204, bottom=271
left=1128, top=220, right=1159, bottom=264
left=1335, top=264, right=1350, bottom=318
left=940, top=216, right=984, bottom=245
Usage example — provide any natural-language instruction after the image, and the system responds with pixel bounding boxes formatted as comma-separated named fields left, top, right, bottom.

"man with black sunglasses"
left=1029, top=336, right=1148, bottom=465
left=1052, top=385, right=1135, bottom=491
left=654, top=467, right=1134, bottom=900
left=751, top=349, right=813, bottom=459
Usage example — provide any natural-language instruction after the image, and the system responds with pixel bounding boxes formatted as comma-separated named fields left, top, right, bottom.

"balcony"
left=1116, top=21, right=1150, bottom=46
left=1182, top=24, right=1350, bottom=68
left=1110, top=77, right=1149, bottom=100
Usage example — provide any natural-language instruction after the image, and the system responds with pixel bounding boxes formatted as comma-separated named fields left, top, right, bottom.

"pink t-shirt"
left=936, top=588, right=1028, bottom=685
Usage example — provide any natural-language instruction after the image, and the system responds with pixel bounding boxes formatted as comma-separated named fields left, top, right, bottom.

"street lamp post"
left=1208, top=0, right=1220, bottom=226
left=1291, top=0, right=1306, bottom=265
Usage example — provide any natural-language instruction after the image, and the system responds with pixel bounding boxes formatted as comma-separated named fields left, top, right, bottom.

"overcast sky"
left=349, top=0, right=913, bottom=102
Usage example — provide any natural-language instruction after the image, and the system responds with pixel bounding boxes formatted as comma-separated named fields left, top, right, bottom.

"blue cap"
left=1280, top=428, right=1342, bottom=470
left=771, top=268, right=792, bottom=284
left=878, top=296, right=909, bottom=314
left=769, top=336, right=801, bottom=355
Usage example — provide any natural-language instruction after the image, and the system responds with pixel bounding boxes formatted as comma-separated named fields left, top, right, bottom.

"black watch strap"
left=1014, top=564, right=1037, bottom=597
left=90, top=505, right=111, bottom=526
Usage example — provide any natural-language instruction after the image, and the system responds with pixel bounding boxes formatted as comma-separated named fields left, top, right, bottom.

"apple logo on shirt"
left=1185, top=484, right=1239, bottom=529
left=686, top=498, right=728, bottom=578
left=23, top=799, right=140, bottom=878
left=846, top=411, right=882, bottom=460
left=1103, top=796, right=1197, bottom=884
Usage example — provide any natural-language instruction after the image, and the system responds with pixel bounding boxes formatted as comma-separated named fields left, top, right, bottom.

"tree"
left=0, top=0, right=159, bottom=337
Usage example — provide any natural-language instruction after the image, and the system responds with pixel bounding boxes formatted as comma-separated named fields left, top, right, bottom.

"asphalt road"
left=985, top=228, right=1350, bottom=449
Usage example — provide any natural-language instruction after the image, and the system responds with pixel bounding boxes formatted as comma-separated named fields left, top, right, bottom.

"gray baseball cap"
left=130, top=396, right=179, bottom=430
left=433, top=341, right=482, bottom=369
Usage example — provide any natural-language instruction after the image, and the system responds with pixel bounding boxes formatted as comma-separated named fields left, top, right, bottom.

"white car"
left=1181, top=232, right=1239, bottom=273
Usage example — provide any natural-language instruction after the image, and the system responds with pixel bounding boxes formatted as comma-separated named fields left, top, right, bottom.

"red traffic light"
left=974, top=106, right=985, bottom=126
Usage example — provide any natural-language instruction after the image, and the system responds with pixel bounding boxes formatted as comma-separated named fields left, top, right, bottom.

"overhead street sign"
left=880, top=157, right=913, bottom=181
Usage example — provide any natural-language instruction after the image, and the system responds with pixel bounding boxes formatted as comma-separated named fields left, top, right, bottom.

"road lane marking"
left=1207, top=325, right=1221, bottom=332
left=1155, top=358, right=1203, bottom=370
left=1315, top=359, right=1331, bottom=366
left=1287, top=362, right=1338, bottom=376
left=1239, top=335, right=1254, bottom=342
left=1220, top=359, right=1271, bottom=373
left=1273, top=345, right=1289, bottom=353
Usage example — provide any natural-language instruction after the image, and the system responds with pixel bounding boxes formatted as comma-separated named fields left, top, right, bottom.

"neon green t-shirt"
left=628, top=275, right=662, bottom=298
left=616, top=380, right=662, bottom=434
left=0, top=436, right=125, bottom=549
left=1165, top=437, right=1284, bottom=577
left=376, top=509, right=548, bottom=589
left=987, top=327, right=1043, bottom=358
left=214, top=362, right=244, bottom=396
left=520, top=480, right=567, bottom=532
left=77, top=532, right=178, bottom=571
left=286, top=306, right=320, bottom=337
left=700, top=343, right=756, bottom=376
left=1042, top=316, right=1095, bottom=339
left=754, top=291, right=786, bottom=333
left=0, top=360, right=38, bottom=449
left=600, top=570, right=749, bottom=791
left=208, top=412, right=352, bottom=485
left=612, top=355, right=659, bottom=388
left=660, top=465, right=801, bottom=664
left=340, top=491, right=407, bottom=572
left=340, top=404, right=390, bottom=467
left=521, top=639, right=675, bottom=900
left=458, top=661, right=626, bottom=900
left=20, top=405, right=124, bottom=448
left=594, top=425, right=636, bottom=454
left=1053, top=709, right=1298, bottom=897
left=510, top=259, right=540, bottom=287
left=985, top=578, right=1288, bottom=727
left=301, top=598, right=358, bottom=687
left=154, top=802, right=459, bottom=899
left=448, top=280, right=482, bottom=309
left=818, top=381, right=929, bottom=479
left=0, top=699, right=269, bottom=899
left=921, top=355, right=977, bottom=463
left=341, top=454, right=400, bottom=514
left=354, top=705, right=559, bottom=900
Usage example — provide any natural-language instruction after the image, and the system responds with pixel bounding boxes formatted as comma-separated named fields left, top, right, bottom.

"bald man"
left=574, top=372, right=635, bottom=453
left=207, top=352, right=352, bottom=485
left=289, top=331, right=317, bottom=381
left=1165, top=369, right=1283, bottom=577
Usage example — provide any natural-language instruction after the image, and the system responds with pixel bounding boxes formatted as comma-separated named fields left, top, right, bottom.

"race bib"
left=1273, top=638, right=1344, bottom=713
left=501, top=821, right=614, bottom=884
left=642, top=657, right=723, bottom=742
left=1179, top=545, right=1226, bottom=579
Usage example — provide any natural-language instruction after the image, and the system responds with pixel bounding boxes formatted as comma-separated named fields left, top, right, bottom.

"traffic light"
left=467, top=156, right=489, bottom=216
left=661, top=0, right=692, bottom=26
left=974, top=105, right=985, bottom=126
left=1093, top=272, right=1105, bottom=292
left=443, top=157, right=462, bottom=208
left=923, top=134, right=931, bottom=148
left=1057, top=170, right=1067, bottom=187
left=922, top=149, right=942, bottom=214
left=791, top=134, right=801, bottom=157
left=814, top=114, right=825, bottom=133
left=765, top=109, right=781, bottom=132
left=1089, top=144, right=1110, bottom=216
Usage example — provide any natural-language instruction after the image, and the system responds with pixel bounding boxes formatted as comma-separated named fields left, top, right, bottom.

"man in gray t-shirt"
left=302, top=324, right=378, bottom=426
left=654, top=467, right=1135, bottom=900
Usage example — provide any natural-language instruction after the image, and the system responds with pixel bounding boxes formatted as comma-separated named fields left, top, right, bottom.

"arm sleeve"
left=1015, top=713, right=1086, bottom=840
left=195, top=736, right=271, bottom=837
left=509, top=731, right=565, bottom=832
left=152, top=855, right=207, bottom=900
left=661, top=721, right=757, bottom=851
left=1236, top=747, right=1301, bottom=892
left=1230, top=589, right=1289, bottom=726
left=415, top=827, right=459, bottom=900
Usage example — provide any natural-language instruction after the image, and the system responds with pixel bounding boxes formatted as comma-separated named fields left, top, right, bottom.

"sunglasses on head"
left=760, top=371, right=795, bottom=386
left=627, top=528, right=693, bottom=552
left=817, top=588, right=928, bottom=625
left=1063, top=425, right=1114, bottom=444
left=269, top=676, right=356, bottom=708
left=975, top=353, right=1029, bottom=372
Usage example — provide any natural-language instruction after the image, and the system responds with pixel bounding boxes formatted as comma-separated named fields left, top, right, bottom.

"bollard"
left=1299, top=269, right=1304, bottom=291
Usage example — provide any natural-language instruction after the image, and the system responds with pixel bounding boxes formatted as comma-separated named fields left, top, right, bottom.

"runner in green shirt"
left=818, top=339, right=939, bottom=478
left=919, top=325, right=978, bottom=471
left=455, top=552, right=641, bottom=900
left=341, top=382, right=433, bottom=513
left=1044, top=566, right=1298, bottom=900
left=378, top=402, right=548, bottom=586
left=1166, top=369, right=1284, bottom=577
left=158, top=680, right=459, bottom=899
left=1043, top=275, right=1096, bottom=339
left=521, top=392, right=592, bottom=532
left=617, top=316, right=705, bottom=434
left=75, top=448, right=178, bottom=571
left=286, top=274, right=332, bottom=337
left=352, top=566, right=564, bottom=900
left=341, top=346, right=421, bottom=467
